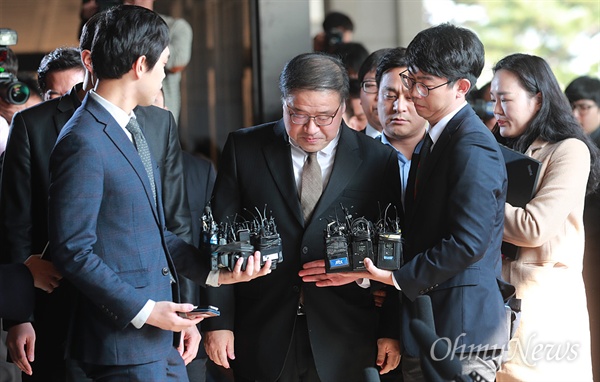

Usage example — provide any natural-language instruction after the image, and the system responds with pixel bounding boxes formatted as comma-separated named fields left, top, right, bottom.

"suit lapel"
left=263, top=120, right=304, bottom=226
left=411, top=105, right=470, bottom=213
left=84, top=96, right=160, bottom=225
left=311, top=125, right=361, bottom=222
left=53, top=87, right=82, bottom=135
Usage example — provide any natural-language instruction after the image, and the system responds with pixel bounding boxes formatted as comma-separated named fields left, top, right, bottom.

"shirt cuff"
left=356, top=278, right=371, bottom=288
left=392, top=274, right=401, bottom=291
left=206, top=270, right=221, bottom=287
left=131, top=299, right=155, bottom=329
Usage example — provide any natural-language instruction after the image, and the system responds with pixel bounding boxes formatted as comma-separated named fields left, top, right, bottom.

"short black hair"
left=358, top=48, right=393, bottom=83
left=92, top=5, right=169, bottom=80
left=79, top=11, right=105, bottom=52
left=37, top=47, right=83, bottom=92
left=375, top=47, right=408, bottom=86
left=279, top=52, right=349, bottom=102
left=323, top=11, right=354, bottom=33
left=406, top=23, right=484, bottom=94
left=565, top=76, right=600, bottom=106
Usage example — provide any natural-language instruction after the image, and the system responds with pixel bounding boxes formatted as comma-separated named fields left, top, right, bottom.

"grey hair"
left=279, top=52, right=349, bottom=102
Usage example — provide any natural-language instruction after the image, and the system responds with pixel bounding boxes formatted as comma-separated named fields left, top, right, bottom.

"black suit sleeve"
left=160, top=110, right=193, bottom=244
left=0, top=264, right=34, bottom=321
left=0, top=112, right=34, bottom=263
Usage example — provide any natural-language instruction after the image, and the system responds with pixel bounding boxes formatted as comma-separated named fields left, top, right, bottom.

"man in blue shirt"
left=376, top=47, right=428, bottom=206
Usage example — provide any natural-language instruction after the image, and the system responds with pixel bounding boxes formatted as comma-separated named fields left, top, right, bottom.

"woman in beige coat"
left=491, top=54, right=599, bottom=382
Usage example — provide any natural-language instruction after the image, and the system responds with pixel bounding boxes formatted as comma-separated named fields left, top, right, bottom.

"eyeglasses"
left=571, top=102, right=597, bottom=114
left=361, top=80, right=378, bottom=94
left=286, top=102, right=342, bottom=127
left=399, top=69, right=451, bottom=97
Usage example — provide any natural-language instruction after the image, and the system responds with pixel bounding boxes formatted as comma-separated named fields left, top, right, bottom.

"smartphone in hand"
left=178, top=305, right=220, bottom=319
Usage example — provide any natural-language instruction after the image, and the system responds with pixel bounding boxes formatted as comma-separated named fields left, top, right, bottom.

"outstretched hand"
left=299, top=259, right=368, bottom=287
left=218, top=251, right=272, bottom=285
left=299, top=258, right=395, bottom=287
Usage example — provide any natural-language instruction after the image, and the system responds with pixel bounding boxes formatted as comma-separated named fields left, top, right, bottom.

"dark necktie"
left=300, top=151, right=322, bottom=223
left=125, top=117, right=157, bottom=206
left=414, top=133, right=433, bottom=198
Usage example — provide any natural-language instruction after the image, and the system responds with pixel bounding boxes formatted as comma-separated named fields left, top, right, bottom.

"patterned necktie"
left=125, top=117, right=157, bottom=206
left=414, top=133, right=433, bottom=198
left=300, top=151, right=322, bottom=223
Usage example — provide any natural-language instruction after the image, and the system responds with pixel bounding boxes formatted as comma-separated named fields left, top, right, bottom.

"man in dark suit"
left=202, top=52, right=402, bottom=382
left=0, top=10, right=196, bottom=381
left=304, top=24, right=510, bottom=382
left=47, top=6, right=269, bottom=381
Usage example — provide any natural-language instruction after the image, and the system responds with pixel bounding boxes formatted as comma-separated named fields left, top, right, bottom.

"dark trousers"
left=81, top=347, right=188, bottom=382
left=235, top=315, right=321, bottom=382
left=401, top=350, right=502, bottom=382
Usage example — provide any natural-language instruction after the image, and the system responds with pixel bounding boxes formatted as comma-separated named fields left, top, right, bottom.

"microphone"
left=410, top=319, right=465, bottom=381
left=420, top=354, right=444, bottom=382
left=414, top=295, right=443, bottom=381
left=414, top=295, right=435, bottom=330
left=363, top=367, right=381, bottom=382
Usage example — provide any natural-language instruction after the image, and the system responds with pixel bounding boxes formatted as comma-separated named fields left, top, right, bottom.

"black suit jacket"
left=397, top=105, right=509, bottom=357
left=0, top=85, right=191, bottom=375
left=0, top=264, right=34, bottom=322
left=203, top=120, right=402, bottom=382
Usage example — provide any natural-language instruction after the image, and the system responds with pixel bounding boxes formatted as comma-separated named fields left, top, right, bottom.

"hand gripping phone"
left=178, top=305, right=220, bottom=319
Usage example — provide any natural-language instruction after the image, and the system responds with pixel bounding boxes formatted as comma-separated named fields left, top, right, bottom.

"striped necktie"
left=300, top=151, right=322, bottom=223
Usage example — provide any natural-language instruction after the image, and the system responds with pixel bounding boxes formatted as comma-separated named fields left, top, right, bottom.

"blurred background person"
left=492, top=53, right=598, bottom=382
left=565, top=74, right=600, bottom=382
left=565, top=76, right=600, bottom=143
left=123, top=0, right=192, bottom=124
left=329, top=41, right=369, bottom=79
left=312, top=11, right=354, bottom=53
left=468, top=82, right=496, bottom=132
left=343, top=78, right=367, bottom=131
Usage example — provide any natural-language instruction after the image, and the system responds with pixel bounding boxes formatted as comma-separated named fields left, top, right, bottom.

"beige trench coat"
left=498, top=138, right=593, bottom=382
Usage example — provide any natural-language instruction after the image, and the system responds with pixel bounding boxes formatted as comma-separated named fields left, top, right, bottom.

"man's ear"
left=133, top=55, right=148, bottom=78
left=455, top=78, right=472, bottom=99
left=81, top=50, right=93, bottom=74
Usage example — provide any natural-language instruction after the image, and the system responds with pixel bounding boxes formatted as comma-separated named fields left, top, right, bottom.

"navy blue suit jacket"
left=48, top=95, right=210, bottom=366
left=397, top=105, right=509, bottom=357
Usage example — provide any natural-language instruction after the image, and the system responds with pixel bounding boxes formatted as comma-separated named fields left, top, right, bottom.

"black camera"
left=201, top=205, right=283, bottom=272
left=0, top=29, right=30, bottom=105
left=325, top=204, right=402, bottom=273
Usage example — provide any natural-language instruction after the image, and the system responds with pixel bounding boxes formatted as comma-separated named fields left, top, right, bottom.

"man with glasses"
left=379, top=23, right=509, bottom=382
left=305, top=24, right=510, bottom=382
left=202, top=52, right=402, bottom=382
left=358, top=48, right=393, bottom=138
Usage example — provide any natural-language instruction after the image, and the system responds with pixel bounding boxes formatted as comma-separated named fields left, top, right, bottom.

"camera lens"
left=8, top=82, right=30, bottom=104
left=0, top=80, right=30, bottom=105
